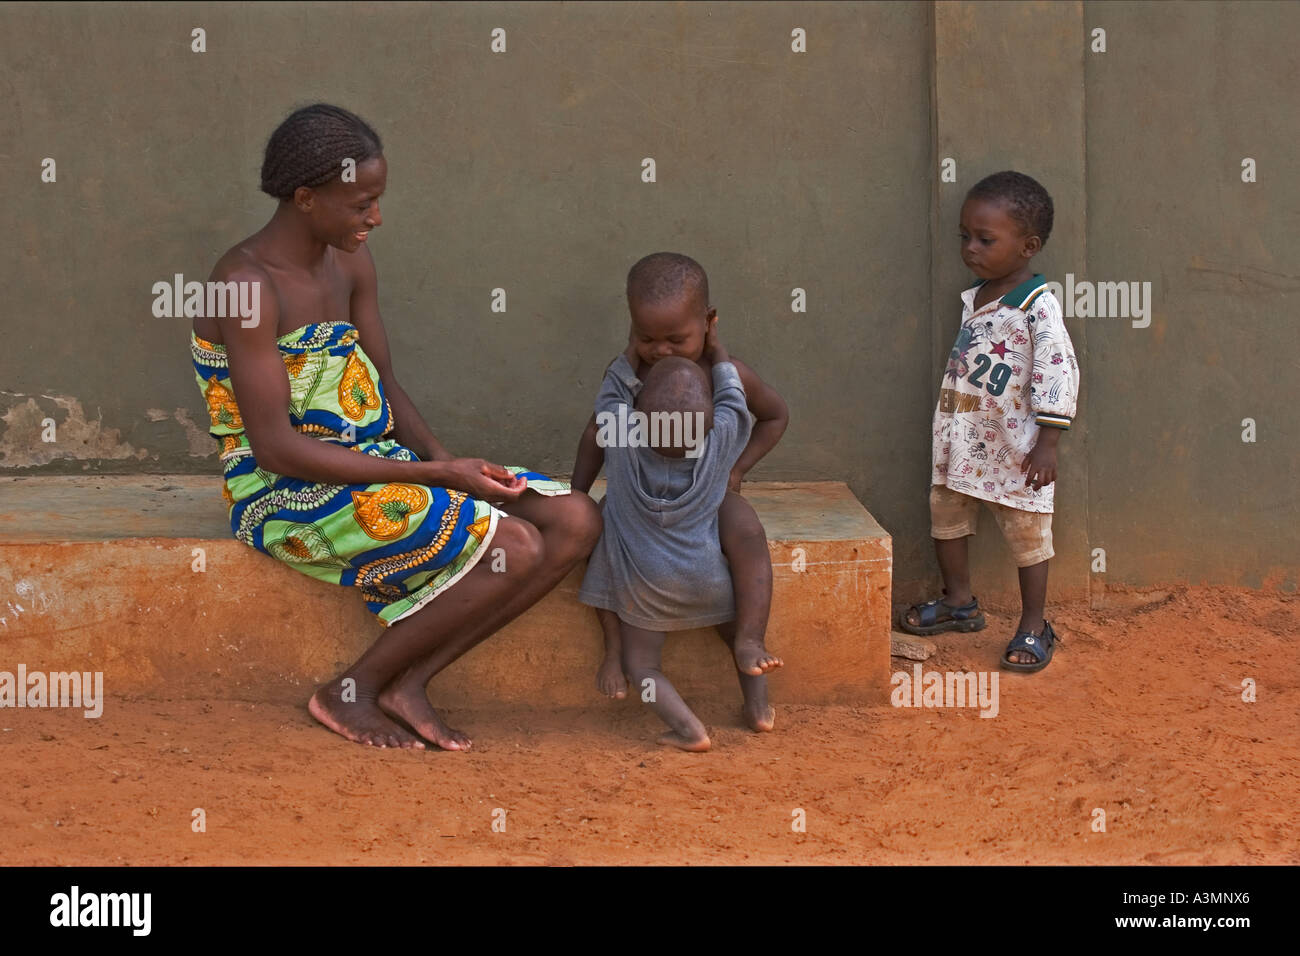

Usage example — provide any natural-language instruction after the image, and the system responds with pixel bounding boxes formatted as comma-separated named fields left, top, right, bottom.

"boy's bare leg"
left=620, top=622, right=710, bottom=751
left=934, top=535, right=974, bottom=603
left=718, top=492, right=782, bottom=676
left=903, top=536, right=974, bottom=628
left=716, top=620, right=774, bottom=732
left=309, top=514, right=548, bottom=750
left=1007, top=559, right=1049, bottom=663
left=595, top=607, right=628, bottom=698
left=376, top=491, right=601, bottom=749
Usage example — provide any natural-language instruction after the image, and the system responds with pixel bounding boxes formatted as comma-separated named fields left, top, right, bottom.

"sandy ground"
left=2, top=586, right=1296, bottom=866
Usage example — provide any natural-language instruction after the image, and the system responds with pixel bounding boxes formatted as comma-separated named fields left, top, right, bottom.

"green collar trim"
left=965, top=274, right=1048, bottom=311
left=1005, top=274, right=1049, bottom=310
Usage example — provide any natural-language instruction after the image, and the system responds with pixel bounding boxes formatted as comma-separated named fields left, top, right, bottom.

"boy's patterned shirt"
left=932, top=274, right=1080, bottom=514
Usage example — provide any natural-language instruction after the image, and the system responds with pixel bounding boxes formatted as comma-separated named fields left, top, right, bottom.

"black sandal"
left=1001, top=620, right=1060, bottom=673
left=899, top=593, right=986, bottom=636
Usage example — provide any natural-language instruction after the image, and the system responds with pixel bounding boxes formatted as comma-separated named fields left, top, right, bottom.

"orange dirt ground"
left=2, top=586, right=1296, bottom=866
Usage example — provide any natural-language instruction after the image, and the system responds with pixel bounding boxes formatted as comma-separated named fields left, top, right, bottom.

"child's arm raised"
left=573, top=342, right=639, bottom=493
left=702, top=314, right=787, bottom=490
left=724, top=358, right=789, bottom=493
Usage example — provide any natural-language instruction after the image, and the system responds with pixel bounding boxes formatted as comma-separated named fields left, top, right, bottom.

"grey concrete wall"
left=1082, top=0, right=1299, bottom=591
left=0, top=1, right=1295, bottom=596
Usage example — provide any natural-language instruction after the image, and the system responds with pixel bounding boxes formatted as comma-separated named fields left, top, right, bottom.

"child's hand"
left=727, top=468, right=743, bottom=493
left=1020, top=441, right=1058, bottom=490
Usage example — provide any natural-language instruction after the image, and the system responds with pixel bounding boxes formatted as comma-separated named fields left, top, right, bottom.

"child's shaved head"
left=635, top=357, right=713, bottom=457
left=636, top=357, right=712, bottom=417
left=966, top=171, right=1054, bottom=247
left=627, top=252, right=710, bottom=312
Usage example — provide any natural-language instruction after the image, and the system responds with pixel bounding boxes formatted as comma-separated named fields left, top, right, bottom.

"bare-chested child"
left=572, top=253, right=787, bottom=750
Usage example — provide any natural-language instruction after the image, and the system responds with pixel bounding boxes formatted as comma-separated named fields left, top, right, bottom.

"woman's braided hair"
left=260, top=104, right=383, bottom=201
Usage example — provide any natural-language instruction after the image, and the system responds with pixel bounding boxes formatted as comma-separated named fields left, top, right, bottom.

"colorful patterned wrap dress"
left=190, top=320, right=569, bottom=627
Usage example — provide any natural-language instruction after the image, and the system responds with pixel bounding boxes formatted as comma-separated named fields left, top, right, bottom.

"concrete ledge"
left=0, top=476, right=891, bottom=706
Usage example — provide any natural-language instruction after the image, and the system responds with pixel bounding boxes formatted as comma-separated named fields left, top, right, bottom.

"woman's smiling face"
left=306, top=154, right=387, bottom=252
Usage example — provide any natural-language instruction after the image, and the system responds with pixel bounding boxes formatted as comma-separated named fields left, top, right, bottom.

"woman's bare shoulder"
left=209, top=235, right=273, bottom=284
left=196, top=237, right=279, bottom=343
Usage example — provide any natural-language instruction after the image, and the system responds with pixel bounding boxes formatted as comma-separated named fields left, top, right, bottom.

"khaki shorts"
left=929, top=484, right=1054, bottom=567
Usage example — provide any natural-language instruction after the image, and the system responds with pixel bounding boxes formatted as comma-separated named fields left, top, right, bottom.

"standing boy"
left=901, top=171, right=1079, bottom=673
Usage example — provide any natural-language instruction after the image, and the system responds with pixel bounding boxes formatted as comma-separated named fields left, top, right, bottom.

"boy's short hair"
left=627, top=252, right=710, bottom=312
left=965, top=171, right=1054, bottom=247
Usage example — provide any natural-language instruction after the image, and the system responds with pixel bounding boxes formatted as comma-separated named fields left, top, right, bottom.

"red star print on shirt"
left=990, top=340, right=1009, bottom=358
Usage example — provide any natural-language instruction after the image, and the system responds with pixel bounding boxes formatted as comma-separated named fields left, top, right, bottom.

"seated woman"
left=190, top=104, right=600, bottom=751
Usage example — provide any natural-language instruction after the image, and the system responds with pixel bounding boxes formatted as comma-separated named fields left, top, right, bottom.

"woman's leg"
left=309, top=513, right=548, bottom=749
left=376, top=490, right=602, bottom=748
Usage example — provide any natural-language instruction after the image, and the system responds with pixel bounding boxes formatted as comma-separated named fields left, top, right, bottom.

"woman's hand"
left=429, top=458, right=529, bottom=501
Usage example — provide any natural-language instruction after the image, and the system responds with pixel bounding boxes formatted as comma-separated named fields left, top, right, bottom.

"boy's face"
left=628, top=292, right=715, bottom=368
left=959, top=197, right=1038, bottom=280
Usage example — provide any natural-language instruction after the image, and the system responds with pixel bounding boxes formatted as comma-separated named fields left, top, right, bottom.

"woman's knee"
left=565, top=491, right=603, bottom=548
left=490, top=516, right=545, bottom=575
left=546, top=491, right=603, bottom=560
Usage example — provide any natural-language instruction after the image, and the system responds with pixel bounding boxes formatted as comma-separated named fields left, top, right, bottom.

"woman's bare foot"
left=734, top=638, right=783, bottom=677
left=308, top=680, right=425, bottom=749
left=657, top=730, right=711, bottom=752
left=596, top=656, right=628, bottom=699
left=377, top=679, right=473, bottom=751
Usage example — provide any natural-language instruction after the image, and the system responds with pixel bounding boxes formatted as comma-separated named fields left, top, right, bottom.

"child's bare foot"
left=737, top=672, right=775, bottom=732
left=377, top=680, right=473, bottom=751
left=596, top=656, right=628, bottom=698
left=743, top=700, right=775, bottom=732
left=308, top=681, right=425, bottom=749
left=734, top=639, right=783, bottom=677
left=658, top=729, right=711, bottom=752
